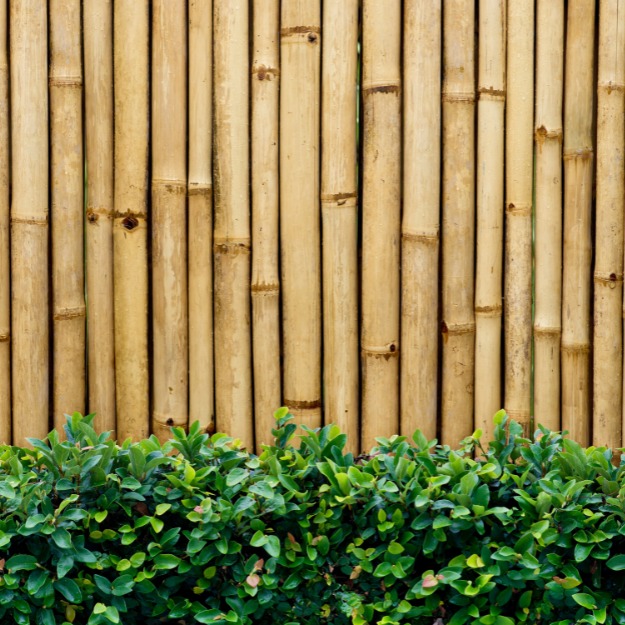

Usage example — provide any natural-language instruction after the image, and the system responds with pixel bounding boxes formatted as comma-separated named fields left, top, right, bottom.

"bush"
left=1, top=409, right=625, bottom=624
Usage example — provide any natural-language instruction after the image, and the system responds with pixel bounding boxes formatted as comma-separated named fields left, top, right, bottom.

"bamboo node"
left=475, top=304, right=502, bottom=317
left=86, top=207, right=114, bottom=224
left=280, top=26, right=320, bottom=44
left=595, top=271, right=623, bottom=288
left=562, top=147, right=593, bottom=161
left=214, top=238, right=251, bottom=255
left=320, top=192, right=357, bottom=207
left=441, top=321, right=475, bottom=336
left=535, top=125, right=563, bottom=144
left=0, top=332, right=9, bottom=343
left=402, top=230, right=439, bottom=245
left=598, top=81, right=625, bottom=94
left=152, top=179, right=186, bottom=195
left=152, top=411, right=188, bottom=429
left=10, top=215, right=48, bottom=226
left=283, top=399, right=322, bottom=410
left=49, top=76, right=82, bottom=88
left=478, top=87, right=505, bottom=100
left=188, top=183, right=212, bottom=197
left=53, top=305, right=86, bottom=321
left=533, top=326, right=561, bottom=338
left=441, top=91, right=475, bottom=103
left=361, top=344, right=399, bottom=361
left=506, top=202, right=532, bottom=216
left=561, top=342, right=590, bottom=355
left=362, top=84, right=400, bottom=96
left=252, top=64, right=280, bottom=81
left=251, top=282, right=280, bottom=294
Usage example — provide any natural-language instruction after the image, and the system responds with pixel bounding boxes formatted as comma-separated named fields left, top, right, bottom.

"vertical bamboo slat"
left=280, top=1, right=322, bottom=432
left=84, top=0, right=115, bottom=435
left=0, top=0, right=9, bottom=443
left=533, top=0, right=564, bottom=433
left=441, top=0, right=476, bottom=445
left=562, top=0, right=595, bottom=446
left=505, top=0, right=534, bottom=435
left=50, top=0, right=85, bottom=430
left=188, top=1, right=214, bottom=435
left=474, top=0, right=505, bottom=443
left=152, top=1, right=188, bottom=442
left=252, top=0, right=281, bottom=448
left=321, top=0, right=359, bottom=449
left=114, top=0, right=150, bottom=441
left=594, top=0, right=625, bottom=448
left=401, top=1, right=441, bottom=441
left=361, top=0, right=401, bottom=446
left=10, top=1, right=49, bottom=443
left=214, top=0, right=253, bottom=446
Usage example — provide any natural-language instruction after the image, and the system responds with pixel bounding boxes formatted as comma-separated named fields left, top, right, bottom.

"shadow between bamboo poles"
left=594, top=0, right=625, bottom=449
left=51, top=0, right=86, bottom=431
left=10, top=1, right=49, bottom=444
left=188, top=1, right=214, bottom=436
left=533, top=0, right=564, bottom=434
left=504, top=0, right=534, bottom=436
left=321, top=0, right=359, bottom=452
left=441, top=0, right=475, bottom=446
left=214, top=0, right=253, bottom=448
left=0, top=0, right=9, bottom=443
left=152, top=1, right=188, bottom=443
left=252, top=0, right=281, bottom=450
left=84, top=0, right=115, bottom=436
left=113, top=0, right=150, bottom=441
left=474, top=0, right=505, bottom=444
left=562, top=0, right=595, bottom=446
left=401, top=1, right=441, bottom=443
left=280, top=1, right=322, bottom=434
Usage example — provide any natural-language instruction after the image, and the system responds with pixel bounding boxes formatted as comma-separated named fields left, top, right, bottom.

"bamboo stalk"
left=152, top=0, right=188, bottom=442
left=214, top=0, right=253, bottom=447
left=280, top=1, right=322, bottom=432
left=84, top=0, right=115, bottom=436
left=441, top=0, right=475, bottom=445
left=594, top=0, right=625, bottom=448
left=562, top=0, right=595, bottom=446
left=10, top=1, right=49, bottom=443
left=113, top=0, right=149, bottom=441
left=252, top=0, right=281, bottom=449
left=321, top=0, right=359, bottom=450
left=401, top=1, right=441, bottom=442
left=504, top=0, right=534, bottom=436
left=474, top=0, right=505, bottom=443
left=0, top=0, right=9, bottom=442
left=188, top=1, right=214, bottom=436
left=50, top=0, right=85, bottom=431
left=533, top=0, right=564, bottom=433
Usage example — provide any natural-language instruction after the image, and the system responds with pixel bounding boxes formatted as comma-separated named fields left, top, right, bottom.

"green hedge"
left=1, top=409, right=625, bottom=625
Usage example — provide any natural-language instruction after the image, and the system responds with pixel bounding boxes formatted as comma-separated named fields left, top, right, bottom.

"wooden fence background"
left=0, top=0, right=623, bottom=453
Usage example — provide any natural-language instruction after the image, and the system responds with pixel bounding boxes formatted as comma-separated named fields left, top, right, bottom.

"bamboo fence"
left=4, top=4, right=625, bottom=454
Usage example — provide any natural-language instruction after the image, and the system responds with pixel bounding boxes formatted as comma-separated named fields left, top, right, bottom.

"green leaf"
left=226, top=468, right=249, bottom=487
left=153, top=554, right=181, bottom=570
left=51, top=528, right=73, bottom=550
left=54, top=578, right=82, bottom=603
left=264, top=535, right=280, bottom=558
left=572, top=593, right=597, bottom=610
left=195, top=609, right=224, bottom=623
left=607, top=555, right=625, bottom=571
left=5, top=555, right=38, bottom=572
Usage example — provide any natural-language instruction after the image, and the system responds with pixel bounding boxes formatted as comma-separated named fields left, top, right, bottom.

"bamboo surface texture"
left=401, top=0, right=441, bottom=442
left=533, top=0, right=564, bottom=433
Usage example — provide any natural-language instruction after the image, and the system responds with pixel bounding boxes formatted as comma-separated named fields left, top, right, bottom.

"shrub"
left=1, top=409, right=625, bottom=624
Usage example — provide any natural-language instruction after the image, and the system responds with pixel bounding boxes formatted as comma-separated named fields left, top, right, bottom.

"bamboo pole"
left=441, top=0, right=475, bottom=445
left=188, top=1, right=214, bottom=435
left=280, top=1, right=322, bottom=433
left=0, top=0, right=8, bottom=443
left=50, top=0, right=85, bottom=431
left=113, top=0, right=149, bottom=441
left=84, top=0, right=115, bottom=435
left=401, top=1, right=441, bottom=442
left=533, top=0, right=564, bottom=433
left=252, top=0, right=281, bottom=449
left=594, top=0, right=625, bottom=448
left=214, top=0, right=253, bottom=447
left=361, top=0, right=401, bottom=447
left=10, top=1, right=49, bottom=443
left=152, top=0, right=188, bottom=442
left=474, top=0, right=505, bottom=443
left=562, top=0, right=595, bottom=446
left=321, top=0, right=359, bottom=450
left=504, top=0, right=534, bottom=436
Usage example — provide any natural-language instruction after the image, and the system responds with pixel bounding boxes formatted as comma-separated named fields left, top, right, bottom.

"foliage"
left=2, top=409, right=625, bottom=624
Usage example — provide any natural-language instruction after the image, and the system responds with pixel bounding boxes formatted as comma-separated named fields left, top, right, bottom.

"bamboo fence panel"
left=0, top=0, right=9, bottom=443
left=505, top=0, right=534, bottom=435
left=594, top=0, right=625, bottom=449
left=113, top=0, right=150, bottom=441
left=401, top=1, right=441, bottom=442
left=280, top=1, right=322, bottom=433
left=10, top=0, right=49, bottom=443
left=188, top=1, right=214, bottom=435
left=441, top=0, right=475, bottom=445
left=475, top=0, right=505, bottom=443
left=533, top=0, right=564, bottom=433
left=84, top=0, right=115, bottom=435
left=213, top=0, right=253, bottom=447
left=152, top=0, right=188, bottom=442
left=251, top=0, right=281, bottom=449
left=50, top=0, right=85, bottom=431
left=562, top=0, right=595, bottom=446
left=321, top=0, right=359, bottom=449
